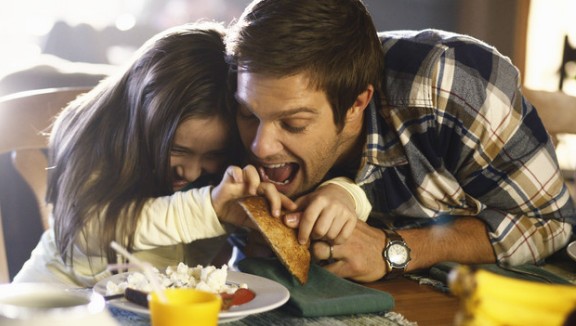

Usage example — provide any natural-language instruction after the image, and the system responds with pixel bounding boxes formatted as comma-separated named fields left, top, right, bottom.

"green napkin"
left=238, top=257, right=395, bottom=317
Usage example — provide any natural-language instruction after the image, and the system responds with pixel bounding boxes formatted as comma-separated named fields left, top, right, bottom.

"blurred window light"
left=525, top=0, right=576, bottom=95
left=24, top=17, right=55, bottom=37
left=107, top=45, right=137, bottom=66
left=115, top=14, right=136, bottom=31
left=59, top=0, right=120, bottom=29
left=0, top=0, right=248, bottom=78
left=0, top=42, right=42, bottom=78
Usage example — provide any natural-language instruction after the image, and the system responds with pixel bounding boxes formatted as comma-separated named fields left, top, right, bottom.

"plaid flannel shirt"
left=357, top=29, right=575, bottom=265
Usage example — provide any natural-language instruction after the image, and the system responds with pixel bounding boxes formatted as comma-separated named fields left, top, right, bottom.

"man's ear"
left=346, top=85, right=374, bottom=123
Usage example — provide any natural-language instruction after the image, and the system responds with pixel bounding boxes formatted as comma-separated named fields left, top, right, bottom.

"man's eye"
left=282, top=122, right=306, bottom=133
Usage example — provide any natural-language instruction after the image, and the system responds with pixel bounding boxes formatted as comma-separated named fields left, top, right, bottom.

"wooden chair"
left=524, top=88, right=576, bottom=141
left=0, top=87, right=91, bottom=283
left=523, top=87, right=576, bottom=199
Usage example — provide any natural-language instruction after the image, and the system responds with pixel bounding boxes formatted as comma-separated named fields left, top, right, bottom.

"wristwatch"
left=382, top=229, right=411, bottom=279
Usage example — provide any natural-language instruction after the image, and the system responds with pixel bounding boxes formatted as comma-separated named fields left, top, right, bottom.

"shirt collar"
left=361, top=96, right=408, bottom=168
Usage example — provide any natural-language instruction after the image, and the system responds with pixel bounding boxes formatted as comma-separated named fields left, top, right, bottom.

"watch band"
left=382, top=228, right=410, bottom=279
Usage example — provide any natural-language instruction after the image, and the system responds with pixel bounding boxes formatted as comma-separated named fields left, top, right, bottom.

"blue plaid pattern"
left=357, top=29, right=575, bottom=265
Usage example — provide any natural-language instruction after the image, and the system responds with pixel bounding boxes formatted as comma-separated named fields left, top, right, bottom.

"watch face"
left=387, top=243, right=409, bottom=266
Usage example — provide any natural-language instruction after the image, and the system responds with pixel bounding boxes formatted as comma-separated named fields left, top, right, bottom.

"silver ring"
left=328, top=244, right=334, bottom=261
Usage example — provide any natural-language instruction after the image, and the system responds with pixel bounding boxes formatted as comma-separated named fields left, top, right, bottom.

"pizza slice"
left=238, top=196, right=311, bottom=284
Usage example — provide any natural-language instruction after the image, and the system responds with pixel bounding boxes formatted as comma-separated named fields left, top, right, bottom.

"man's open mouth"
left=259, top=163, right=299, bottom=185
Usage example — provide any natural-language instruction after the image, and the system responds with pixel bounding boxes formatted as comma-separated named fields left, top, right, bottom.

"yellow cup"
left=149, top=289, right=222, bottom=326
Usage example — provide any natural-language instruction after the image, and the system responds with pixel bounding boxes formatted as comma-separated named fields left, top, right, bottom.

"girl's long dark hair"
left=47, top=22, right=235, bottom=264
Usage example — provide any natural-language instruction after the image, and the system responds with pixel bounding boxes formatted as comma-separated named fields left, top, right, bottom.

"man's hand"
left=310, top=216, right=496, bottom=282
left=311, top=220, right=388, bottom=282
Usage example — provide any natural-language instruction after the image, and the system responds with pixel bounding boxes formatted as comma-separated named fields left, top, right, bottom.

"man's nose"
left=250, top=123, right=282, bottom=158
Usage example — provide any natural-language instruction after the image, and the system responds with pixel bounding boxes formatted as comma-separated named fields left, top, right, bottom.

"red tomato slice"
left=220, top=288, right=256, bottom=310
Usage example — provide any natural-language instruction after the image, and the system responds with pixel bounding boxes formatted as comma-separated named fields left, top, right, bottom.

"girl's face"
left=169, top=116, right=230, bottom=192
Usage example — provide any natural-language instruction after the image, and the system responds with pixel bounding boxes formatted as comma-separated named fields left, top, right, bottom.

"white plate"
left=93, top=271, right=289, bottom=323
left=567, top=240, right=576, bottom=261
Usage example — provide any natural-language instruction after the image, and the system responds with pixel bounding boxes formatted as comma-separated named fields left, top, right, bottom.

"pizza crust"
left=239, top=196, right=311, bottom=284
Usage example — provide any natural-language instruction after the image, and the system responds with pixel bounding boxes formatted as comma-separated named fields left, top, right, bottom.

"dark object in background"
left=0, top=152, right=45, bottom=280
left=559, top=35, right=576, bottom=91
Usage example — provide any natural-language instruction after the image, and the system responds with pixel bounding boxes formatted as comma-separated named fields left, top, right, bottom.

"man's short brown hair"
left=226, top=0, right=385, bottom=128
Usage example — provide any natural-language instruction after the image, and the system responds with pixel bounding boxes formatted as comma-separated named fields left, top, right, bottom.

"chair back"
left=524, top=88, right=576, bottom=137
left=0, top=87, right=90, bottom=283
left=523, top=88, right=576, bottom=199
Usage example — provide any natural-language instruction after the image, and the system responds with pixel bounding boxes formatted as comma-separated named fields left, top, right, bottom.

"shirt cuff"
left=319, top=177, right=372, bottom=221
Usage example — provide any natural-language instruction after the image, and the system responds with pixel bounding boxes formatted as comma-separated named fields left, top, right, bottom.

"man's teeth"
left=261, top=163, right=292, bottom=185
left=268, top=179, right=290, bottom=185
left=264, top=163, right=288, bottom=168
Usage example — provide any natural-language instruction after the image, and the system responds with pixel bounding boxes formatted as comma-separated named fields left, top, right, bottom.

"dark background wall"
left=365, top=0, right=523, bottom=68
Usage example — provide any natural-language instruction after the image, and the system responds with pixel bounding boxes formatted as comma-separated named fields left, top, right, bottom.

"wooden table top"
left=365, top=276, right=460, bottom=326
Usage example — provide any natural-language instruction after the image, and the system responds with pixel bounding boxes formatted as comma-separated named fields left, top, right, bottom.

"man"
left=225, top=0, right=575, bottom=282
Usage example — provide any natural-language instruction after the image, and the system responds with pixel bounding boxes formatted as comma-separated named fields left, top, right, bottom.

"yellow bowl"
left=149, top=289, right=222, bottom=326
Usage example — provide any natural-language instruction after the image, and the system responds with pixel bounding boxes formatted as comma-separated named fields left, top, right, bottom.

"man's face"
left=235, top=72, right=347, bottom=197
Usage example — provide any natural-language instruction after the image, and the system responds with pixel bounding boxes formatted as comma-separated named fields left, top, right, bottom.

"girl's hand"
left=211, top=165, right=296, bottom=227
left=286, top=183, right=357, bottom=245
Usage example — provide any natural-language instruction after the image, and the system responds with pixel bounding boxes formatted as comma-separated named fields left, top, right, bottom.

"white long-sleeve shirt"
left=14, top=177, right=372, bottom=287
left=13, top=186, right=228, bottom=287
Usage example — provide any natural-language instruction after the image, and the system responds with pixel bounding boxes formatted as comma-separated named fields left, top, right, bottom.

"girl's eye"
left=171, top=148, right=188, bottom=155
